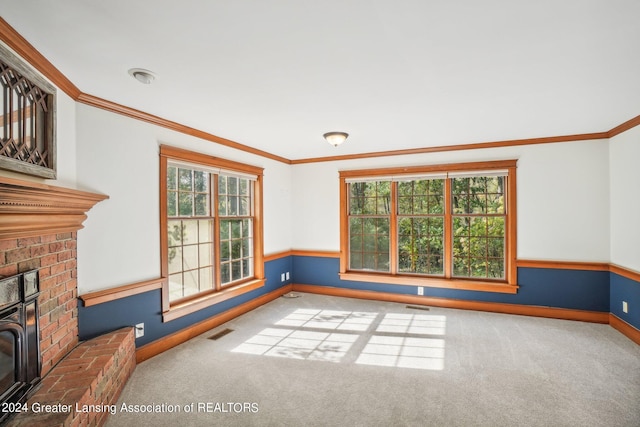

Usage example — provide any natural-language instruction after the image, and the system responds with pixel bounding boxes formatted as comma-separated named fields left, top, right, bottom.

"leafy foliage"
left=452, top=177, right=505, bottom=278
left=349, top=181, right=390, bottom=271
left=347, top=175, right=506, bottom=279
left=398, top=179, right=444, bottom=274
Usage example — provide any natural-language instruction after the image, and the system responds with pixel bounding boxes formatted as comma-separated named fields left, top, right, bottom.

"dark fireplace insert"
left=0, top=270, right=41, bottom=422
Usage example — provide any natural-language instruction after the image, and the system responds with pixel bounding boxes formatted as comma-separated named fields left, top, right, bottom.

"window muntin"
left=397, top=179, right=445, bottom=275
left=167, top=218, right=215, bottom=300
left=167, top=165, right=216, bottom=301
left=451, top=176, right=506, bottom=279
left=348, top=181, right=390, bottom=272
left=341, top=161, right=516, bottom=288
left=167, top=165, right=256, bottom=301
left=218, top=175, right=254, bottom=286
left=161, top=147, right=263, bottom=312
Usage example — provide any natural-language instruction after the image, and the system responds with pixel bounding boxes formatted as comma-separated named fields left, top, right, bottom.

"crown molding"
left=76, top=93, right=291, bottom=164
left=1, top=17, right=638, bottom=166
left=0, top=17, right=81, bottom=99
left=607, top=113, right=640, bottom=138
left=0, top=176, right=108, bottom=239
left=290, top=132, right=610, bottom=164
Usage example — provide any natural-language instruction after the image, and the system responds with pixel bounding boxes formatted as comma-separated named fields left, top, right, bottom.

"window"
left=160, top=146, right=264, bottom=320
left=339, top=160, right=518, bottom=294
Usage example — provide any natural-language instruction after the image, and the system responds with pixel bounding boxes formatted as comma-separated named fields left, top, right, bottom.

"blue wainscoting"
left=610, top=272, right=640, bottom=330
left=79, top=254, right=638, bottom=350
left=292, top=255, right=610, bottom=312
left=78, top=255, right=293, bottom=346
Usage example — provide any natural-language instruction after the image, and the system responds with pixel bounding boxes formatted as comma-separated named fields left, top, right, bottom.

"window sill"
left=339, top=272, right=518, bottom=294
left=162, top=278, right=266, bottom=322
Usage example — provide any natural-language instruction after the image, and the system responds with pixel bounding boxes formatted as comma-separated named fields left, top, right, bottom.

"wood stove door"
left=0, top=318, right=26, bottom=404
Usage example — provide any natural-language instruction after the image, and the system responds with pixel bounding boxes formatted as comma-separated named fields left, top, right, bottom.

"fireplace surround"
left=0, top=176, right=108, bottom=421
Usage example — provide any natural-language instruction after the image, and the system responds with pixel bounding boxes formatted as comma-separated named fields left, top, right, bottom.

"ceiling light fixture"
left=323, top=131, right=349, bottom=147
left=128, top=68, right=156, bottom=84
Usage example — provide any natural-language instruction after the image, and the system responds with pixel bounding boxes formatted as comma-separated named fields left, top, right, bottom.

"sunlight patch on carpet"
left=231, top=308, right=447, bottom=370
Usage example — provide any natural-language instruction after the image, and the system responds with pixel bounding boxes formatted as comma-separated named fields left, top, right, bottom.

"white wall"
left=50, top=92, right=77, bottom=187
left=75, top=104, right=292, bottom=293
left=291, top=139, right=611, bottom=263
left=610, top=125, right=640, bottom=272
left=0, top=35, right=624, bottom=286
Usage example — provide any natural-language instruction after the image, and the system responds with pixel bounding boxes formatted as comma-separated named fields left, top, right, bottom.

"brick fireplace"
left=0, top=175, right=136, bottom=425
left=0, top=176, right=108, bottom=375
left=1, top=232, right=80, bottom=377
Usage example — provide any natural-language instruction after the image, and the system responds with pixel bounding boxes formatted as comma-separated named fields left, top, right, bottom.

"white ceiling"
left=1, top=1, right=639, bottom=161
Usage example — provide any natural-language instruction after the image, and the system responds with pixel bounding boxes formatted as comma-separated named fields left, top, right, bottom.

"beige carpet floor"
left=106, top=292, right=640, bottom=427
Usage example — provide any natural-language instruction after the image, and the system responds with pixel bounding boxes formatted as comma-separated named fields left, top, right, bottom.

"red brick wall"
left=0, top=232, right=79, bottom=376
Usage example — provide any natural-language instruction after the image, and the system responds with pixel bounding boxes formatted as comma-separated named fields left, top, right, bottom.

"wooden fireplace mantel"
left=0, top=176, right=108, bottom=240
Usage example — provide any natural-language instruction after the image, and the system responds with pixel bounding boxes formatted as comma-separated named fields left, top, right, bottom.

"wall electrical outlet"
left=135, top=323, right=144, bottom=338
left=622, top=301, right=628, bottom=313
left=281, top=273, right=285, bottom=282
left=417, top=286, right=424, bottom=296
left=285, top=272, right=290, bottom=280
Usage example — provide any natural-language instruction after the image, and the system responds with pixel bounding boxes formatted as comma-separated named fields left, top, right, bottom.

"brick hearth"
left=7, top=327, right=136, bottom=427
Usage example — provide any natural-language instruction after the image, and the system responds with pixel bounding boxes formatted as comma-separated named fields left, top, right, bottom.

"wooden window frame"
left=339, top=160, right=518, bottom=294
left=160, top=145, right=265, bottom=321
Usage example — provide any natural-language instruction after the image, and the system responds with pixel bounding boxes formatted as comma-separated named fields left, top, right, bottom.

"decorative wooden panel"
left=0, top=43, right=56, bottom=179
